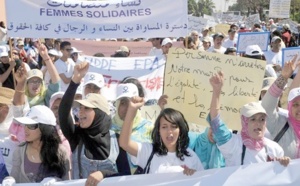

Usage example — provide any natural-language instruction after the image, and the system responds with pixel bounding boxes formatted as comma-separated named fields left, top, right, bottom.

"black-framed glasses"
left=26, top=124, right=39, bottom=130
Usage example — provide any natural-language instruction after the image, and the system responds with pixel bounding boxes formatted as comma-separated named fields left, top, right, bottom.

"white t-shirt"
left=222, top=38, right=237, bottom=48
left=218, top=134, right=284, bottom=167
left=264, top=50, right=283, bottom=66
left=131, top=142, right=203, bottom=174
left=0, top=136, right=19, bottom=173
left=207, top=46, right=226, bottom=54
left=54, top=58, right=75, bottom=92
left=149, top=47, right=163, bottom=57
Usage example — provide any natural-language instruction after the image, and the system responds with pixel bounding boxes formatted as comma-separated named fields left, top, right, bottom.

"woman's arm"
left=207, top=72, right=232, bottom=146
left=119, top=97, right=144, bottom=157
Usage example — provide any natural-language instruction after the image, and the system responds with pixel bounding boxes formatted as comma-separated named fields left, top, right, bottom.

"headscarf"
left=287, top=96, right=300, bottom=158
left=241, top=115, right=265, bottom=151
left=79, top=108, right=111, bottom=160
left=111, top=99, right=142, bottom=133
left=25, top=81, right=47, bottom=107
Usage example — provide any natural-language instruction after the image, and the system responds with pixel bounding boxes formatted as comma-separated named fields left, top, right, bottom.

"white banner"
left=5, top=0, right=188, bottom=39
left=269, top=0, right=291, bottom=18
left=82, top=56, right=165, bottom=101
left=237, top=32, right=270, bottom=53
left=7, top=159, right=300, bottom=185
left=188, top=16, right=208, bottom=33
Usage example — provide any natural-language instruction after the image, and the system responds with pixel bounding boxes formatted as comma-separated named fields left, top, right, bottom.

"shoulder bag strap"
left=144, top=144, right=156, bottom=174
left=241, top=144, right=246, bottom=165
left=273, top=122, right=289, bottom=143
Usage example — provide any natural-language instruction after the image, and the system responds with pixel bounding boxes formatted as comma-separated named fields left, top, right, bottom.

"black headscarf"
left=79, top=108, right=111, bottom=160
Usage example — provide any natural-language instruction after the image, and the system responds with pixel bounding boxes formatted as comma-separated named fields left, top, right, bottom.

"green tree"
left=188, top=0, right=215, bottom=17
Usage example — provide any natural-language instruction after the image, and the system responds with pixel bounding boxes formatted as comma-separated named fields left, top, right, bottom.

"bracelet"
left=44, top=58, right=51, bottom=61
left=15, top=90, right=25, bottom=93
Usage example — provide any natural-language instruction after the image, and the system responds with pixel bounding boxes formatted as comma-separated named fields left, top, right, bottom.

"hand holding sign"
left=209, top=71, right=224, bottom=93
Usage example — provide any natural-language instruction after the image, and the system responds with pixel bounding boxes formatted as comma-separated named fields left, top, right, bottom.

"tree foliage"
left=188, top=0, right=216, bottom=17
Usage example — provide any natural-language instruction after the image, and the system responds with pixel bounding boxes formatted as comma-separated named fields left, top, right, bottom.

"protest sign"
left=164, top=48, right=266, bottom=130
left=282, top=48, right=300, bottom=66
left=245, top=14, right=260, bottom=28
left=236, top=32, right=270, bottom=53
left=214, top=24, right=230, bottom=35
left=140, top=105, right=161, bottom=121
left=188, top=16, right=208, bottom=33
left=5, top=0, right=188, bottom=38
left=278, top=19, right=299, bottom=33
left=83, top=55, right=165, bottom=101
left=269, top=0, right=291, bottom=18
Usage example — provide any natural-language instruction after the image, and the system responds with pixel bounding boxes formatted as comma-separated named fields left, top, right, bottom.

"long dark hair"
left=38, top=124, right=66, bottom=178
left=151, top=108, right=190, bottom=161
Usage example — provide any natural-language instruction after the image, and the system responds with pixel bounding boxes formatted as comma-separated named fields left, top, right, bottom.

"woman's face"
left=0, top=104, right=9, bottom=123
left=24, top=124, right=42, bottom=142
left=159, top=116, right=180, bottom=152
left=247, top=113, right=266, bottom=140
left=291, top=97, right=300, bottom=120
left=118, top=98, right=129, bottom=120
left=51, top=98, right=61, bottom=126
left=27, top=77, right=42, bottom=97
left=78, top=105, right=95, bottom=128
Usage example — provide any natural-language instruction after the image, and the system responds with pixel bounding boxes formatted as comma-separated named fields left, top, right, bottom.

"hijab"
left=287, top=96, right=300, bottom=158
left=79, top=108, right=111, bottom=160
left=241, top=115, right=265, bottom=151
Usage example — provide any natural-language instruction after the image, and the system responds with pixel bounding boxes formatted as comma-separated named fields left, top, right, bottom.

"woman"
left=59, top=62, right=130, bottom=186
left=261, top=55, right=300, bottom=158
left=112, top=82, right=153, bottom=143
left=13, top=41, right=60, bottom=107
left=119, top=96, right=203, bottom=174
left=11, top=105, right=70, bottom=183
left=208, top=71, right=290, bottom=167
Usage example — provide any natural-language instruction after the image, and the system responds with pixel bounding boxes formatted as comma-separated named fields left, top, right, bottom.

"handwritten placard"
left=236, top=32, right=270, bottom=53
left=188, top=16, right=208, bottom=33
left=269, top=0, right=291, bottom=18
left=245, top=14, right=260, bottom=29
left=5, top=0, right=188, bottom=38
left=83, top=56, right=165, bottom=101
left=164, top=48, right=266, bottom=130
left=140, top=105, right=161, bottom=121
left=282, top=48, right=300, bottom=67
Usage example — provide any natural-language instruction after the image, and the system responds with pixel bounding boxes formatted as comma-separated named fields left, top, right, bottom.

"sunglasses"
left=65, top=49, right=73, bottom=52
left=26, top=124, right=39, bottom=130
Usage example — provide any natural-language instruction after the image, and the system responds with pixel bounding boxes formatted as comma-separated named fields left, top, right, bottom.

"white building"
left=212, top=0, right=237, bottom=12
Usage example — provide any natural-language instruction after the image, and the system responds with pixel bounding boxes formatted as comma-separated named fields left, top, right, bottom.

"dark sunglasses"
left=26, top=124, right=39, bottom=130
left=65, top=49, right=73, bottom=52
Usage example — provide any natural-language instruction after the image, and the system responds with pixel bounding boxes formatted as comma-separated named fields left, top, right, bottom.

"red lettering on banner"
left=103, top=75, right=119, bottom=88
left=140, top=76, right=163, bottom=91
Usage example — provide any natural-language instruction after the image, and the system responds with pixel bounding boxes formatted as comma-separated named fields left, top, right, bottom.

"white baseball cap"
left=245, top=45, right=263, bottom=56
left=0, top=51, right=8, bottom=57
left=288, top=88, right=300, bottom=102
left=14, top=105, right=56, bottom=126
left=116, top=83, right=139, bottom=100
left=71, top=47, right=82, bottom=54
left=83, top=72, right=105, bottom=88
left=49, top=91, right=65, bottom=109
left=240, top=102, right=267, bottom=117
left=161, top=38, right=173, bottom=46
left=48, top=49, right=59, bottom=56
